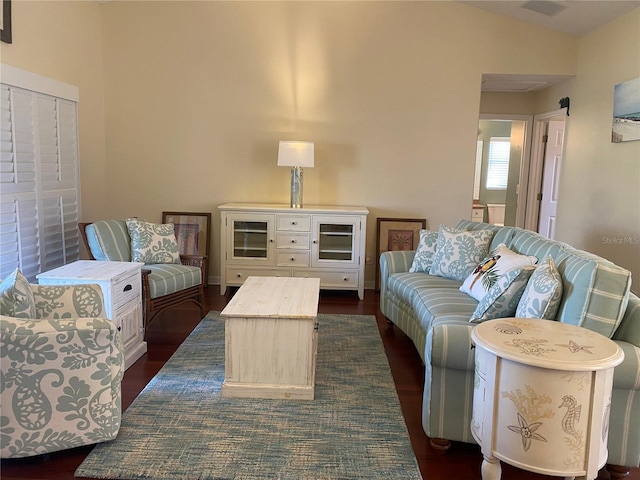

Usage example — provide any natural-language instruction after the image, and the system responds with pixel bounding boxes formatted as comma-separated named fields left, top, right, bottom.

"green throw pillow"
left=126, top=218, right=181, bottom=265
left=0, top=268, right=36, bottom=318
left=429, top=225, right=494, bottom=282
left=470, top=266, right=535, bottom=323
left=409, top=230, right=439, bottom=273
left=515, top=255, right=563, bottom=319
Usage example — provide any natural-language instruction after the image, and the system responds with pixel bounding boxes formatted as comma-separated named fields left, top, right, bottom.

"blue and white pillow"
left=0, top=268, right=36, bottom=318
left=516, top=255, right=563, bottom=319
left=409, top=230, right=439, bottom=273
left=470, top=266, right=535, bottom=323
left=429, top=225, right=494, bottom=282
left=126, top=218, right=181, bottom=265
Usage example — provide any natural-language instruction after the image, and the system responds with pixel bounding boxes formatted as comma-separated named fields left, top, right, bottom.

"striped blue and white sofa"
left=79, top=219, right=206, bottom=337
left=380, top=220, right=640, bottom=477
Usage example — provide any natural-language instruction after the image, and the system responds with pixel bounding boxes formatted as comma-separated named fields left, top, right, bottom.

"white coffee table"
left=220, top=276, right=321, bottom=400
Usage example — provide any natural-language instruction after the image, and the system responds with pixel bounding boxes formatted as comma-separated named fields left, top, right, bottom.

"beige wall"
left=536, top=8, right=640, bottom=288
left=0, top=0, right=109, bottom=223
left=7, top=2, right=636, bottom=288
left=98, top=1, right=578, bottom=284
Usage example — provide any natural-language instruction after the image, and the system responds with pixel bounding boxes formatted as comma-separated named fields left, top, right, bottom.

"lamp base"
left=290, top=166, right=303, bottom=208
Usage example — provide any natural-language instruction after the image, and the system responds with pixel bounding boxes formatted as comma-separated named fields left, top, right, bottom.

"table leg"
left=481, top=455, right=502, bottom=480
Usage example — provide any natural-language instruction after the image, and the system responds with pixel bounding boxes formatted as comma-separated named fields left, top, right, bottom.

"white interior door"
left=537, top=120, right=564, bottom=239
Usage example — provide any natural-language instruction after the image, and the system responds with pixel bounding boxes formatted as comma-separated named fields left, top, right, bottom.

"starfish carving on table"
left=507, top=412, right=548, bottom=452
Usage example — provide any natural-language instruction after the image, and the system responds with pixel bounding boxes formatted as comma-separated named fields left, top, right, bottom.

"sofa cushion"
left=510, top=229, right=631, bottom=338
left=409, top=230, right=439, bottom=273
left=126, top=219, right=181, bottom=265
left=85, top=219, right=131, bottom=262
left=515, top=255, right=563, bottom=320
left=145, top=264, right=202, bottom=299
left=460, top=243, right=538, bottom=301
left=412, top=287, right=478, bottom=331
left=0, top=269, right=36, bottom=318
left=456, top=220, right=517, bottom=251
left=470, top=266, right=535, bottom=323
left=388, top=272, right=461, bottom=304
left=429, top=225, right=494, bottom=282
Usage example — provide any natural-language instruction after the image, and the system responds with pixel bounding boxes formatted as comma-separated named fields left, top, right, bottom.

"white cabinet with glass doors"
left=219, top=203, right=368, bottom=299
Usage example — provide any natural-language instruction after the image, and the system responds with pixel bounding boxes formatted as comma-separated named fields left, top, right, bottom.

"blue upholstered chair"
left=1, top=269, right=123, bottom=458
left=79, top=219, right=206, bottom=337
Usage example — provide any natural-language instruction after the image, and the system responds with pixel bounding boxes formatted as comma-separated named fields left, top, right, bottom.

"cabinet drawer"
left=226, top=267, right=289, bottom=284
left=276, top=233, right=310, bottom=249
left=112, top=271, right=141, bottom=309
left=294, top=269, right=359, bottom=288
left=276, top=251, right=310, bottom=267
left=471, top=208, right=484, bottom=222
left=276, top=214, right=311, bottom=232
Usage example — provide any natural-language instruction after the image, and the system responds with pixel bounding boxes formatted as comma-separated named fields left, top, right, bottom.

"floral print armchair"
left=0, top=269, right=124, bottom=458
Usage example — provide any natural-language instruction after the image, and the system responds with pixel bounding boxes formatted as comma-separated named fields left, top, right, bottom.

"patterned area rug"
left=75, top=312, right=422, bottom=480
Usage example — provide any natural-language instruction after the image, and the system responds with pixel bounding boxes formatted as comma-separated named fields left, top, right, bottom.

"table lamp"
left=277, top=141, right=314, bottom=208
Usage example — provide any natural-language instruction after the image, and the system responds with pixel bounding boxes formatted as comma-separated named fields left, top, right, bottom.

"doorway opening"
left=474, top=114, right=532, bottom=228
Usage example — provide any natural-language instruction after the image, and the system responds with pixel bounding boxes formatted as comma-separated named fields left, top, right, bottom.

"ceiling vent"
left=522, top=0, right=568, bottom=17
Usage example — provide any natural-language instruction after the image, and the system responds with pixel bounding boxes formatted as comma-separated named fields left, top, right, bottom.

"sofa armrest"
left=31, top=284, right=105, bottom=320
left=379, top=251, right=415, bottom=298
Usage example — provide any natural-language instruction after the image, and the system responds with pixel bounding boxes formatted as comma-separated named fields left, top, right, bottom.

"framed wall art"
left=612, top=77, right=640, bottom=143
left=375, top=217, right=426, bottom=291
left=1, top=0, right=12, bottom=44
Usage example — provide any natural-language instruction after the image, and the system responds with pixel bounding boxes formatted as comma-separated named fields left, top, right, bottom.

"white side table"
left=471, top=318, right=624, bottom=480
left=37, top=260, right=147, bottom=370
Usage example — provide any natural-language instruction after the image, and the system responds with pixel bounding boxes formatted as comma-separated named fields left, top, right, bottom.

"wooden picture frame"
left=1, top=0, right=12, bottom=44
left=162, top=211, right=211, bottom=257
left=375, top=217, right=426, bottom=291
left=162, top=211, right=211, bottom=285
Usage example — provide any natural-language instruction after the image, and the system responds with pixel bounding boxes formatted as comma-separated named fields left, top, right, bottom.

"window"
left=1, top=66, right=80, bottom=281
left=485, top=137, right=510, bottom=190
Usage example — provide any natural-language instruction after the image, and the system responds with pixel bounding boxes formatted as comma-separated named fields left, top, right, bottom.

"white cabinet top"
left=471, top=318, right=624, bottom=371
left=37, top=260, right=144, bottom=282
left=218, top=203, right=369, bottom=215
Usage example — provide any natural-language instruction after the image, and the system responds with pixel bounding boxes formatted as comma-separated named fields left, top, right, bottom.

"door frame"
left=523, top=108, right=568, bottom=232
left=478, top=113, right=533, bottom=228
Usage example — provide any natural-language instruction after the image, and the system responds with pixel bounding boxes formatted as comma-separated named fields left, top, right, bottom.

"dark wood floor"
left=2, top=287, right=638, bottom=480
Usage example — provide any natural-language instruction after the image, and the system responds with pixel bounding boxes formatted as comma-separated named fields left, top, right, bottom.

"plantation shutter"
left=0, top=79, right=80, bottom=281
left=485, top=137, right=510, bottom=190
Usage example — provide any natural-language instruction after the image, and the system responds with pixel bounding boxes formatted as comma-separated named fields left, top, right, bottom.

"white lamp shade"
left=277, top=141, right=314, bottom=168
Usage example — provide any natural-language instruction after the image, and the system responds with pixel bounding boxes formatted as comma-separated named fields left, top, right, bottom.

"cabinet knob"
left=290, top=257, right=295, bottom=262
left=236, top=273, right=242, bottom=278
left=291, top=239, right=296, bottom=244
left=313, top=240, right=317, bottom=244
left=291, top=221, right=297, bottom=225
left=269, top=239, right=274, bottom=242
left=343, top=277, right=349, bottom=282
left=123, top=284, right=132, bottom=292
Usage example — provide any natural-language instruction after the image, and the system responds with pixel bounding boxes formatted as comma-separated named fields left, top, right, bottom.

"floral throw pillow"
left=516, top=255, right=563, bottom=319
left=126, top=218, right=181, bottom=265
left=460, top=243, right=538, bottom=301
left=409, top=230, right=439, bottom=273
left=428, top=225, right=494, bottom=282
left=470, top=266, right=535, bottom=323
left=0, top=268, right=36, bottom=318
